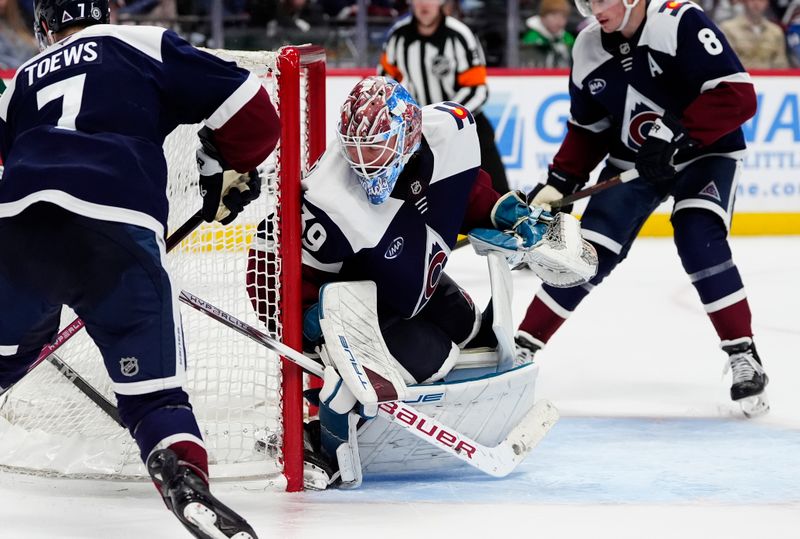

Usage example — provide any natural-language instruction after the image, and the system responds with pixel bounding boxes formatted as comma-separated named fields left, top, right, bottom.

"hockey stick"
left=2, top=211, right=204, bottom=416
left=179, top=289, right=559, bottom=478
left=550, top=168, right=639, bottom=210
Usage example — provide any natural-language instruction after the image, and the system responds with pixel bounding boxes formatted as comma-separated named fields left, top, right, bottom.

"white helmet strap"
left=616, top=0, right=641, bottom=32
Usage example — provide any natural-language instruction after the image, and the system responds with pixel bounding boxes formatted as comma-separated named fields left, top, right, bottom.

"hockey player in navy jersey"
left=0, top=1, right=278, bottom=536
left=519, top=0, right=768, bottom=416
left=247, top=76, right=594, bottom=488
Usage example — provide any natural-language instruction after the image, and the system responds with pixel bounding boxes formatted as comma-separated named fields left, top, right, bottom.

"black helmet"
left=33, top=0, right=110, bottom=49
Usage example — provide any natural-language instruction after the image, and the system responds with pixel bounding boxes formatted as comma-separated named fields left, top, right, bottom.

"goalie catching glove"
left=469, top=190, right=548, bottom=266
left=197, top=126, right=262, bottom=225
left=469, top=191, right=598, bottom=287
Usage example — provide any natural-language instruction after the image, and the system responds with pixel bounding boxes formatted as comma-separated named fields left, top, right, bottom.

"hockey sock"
left=518, top=287, right=576, bottom=344
left=673, top=209, right=753, bottom=340
left=117, top=388, right=209, bottom=481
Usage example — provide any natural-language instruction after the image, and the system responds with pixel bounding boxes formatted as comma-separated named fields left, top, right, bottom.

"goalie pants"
left=379, top=273, right=480, bottom=383
left=0, top=203, right=208, bottom=475
left=519, top=156, right=753, bottom=344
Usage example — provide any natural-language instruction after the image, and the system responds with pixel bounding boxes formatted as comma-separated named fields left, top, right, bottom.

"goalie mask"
left=337, top=76, right=422, bottom=205
left=34, top=0, right=110, bottom=51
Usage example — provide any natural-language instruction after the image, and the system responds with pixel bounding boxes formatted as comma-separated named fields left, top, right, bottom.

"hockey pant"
left=0, top=203, right=208, bottom=478
left=379, top=273, right=486, bottom=384
left=518, top=156, right=753, bottom=344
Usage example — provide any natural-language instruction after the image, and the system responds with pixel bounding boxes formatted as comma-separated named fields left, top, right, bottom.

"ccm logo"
left=379, top=401, right=476, bottom=459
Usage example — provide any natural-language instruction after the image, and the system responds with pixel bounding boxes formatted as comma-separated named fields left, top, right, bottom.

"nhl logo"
left=411, top=181, right=422, bottom=195
left=120, top=357, right=140, bottom=377
left=431, top=55, right=453, bottom=77
left=620, top=43, right=631, bottom=55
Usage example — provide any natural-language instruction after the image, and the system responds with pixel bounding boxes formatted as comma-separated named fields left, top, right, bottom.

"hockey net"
left=0, top=45, right=325, bottom=491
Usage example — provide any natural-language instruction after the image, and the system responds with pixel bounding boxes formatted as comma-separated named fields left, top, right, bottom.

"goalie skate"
left=147, top=449, right=257, bottom=539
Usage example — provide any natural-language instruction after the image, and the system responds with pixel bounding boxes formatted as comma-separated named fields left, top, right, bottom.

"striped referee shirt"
left=378, top=15, right=489, bottom=114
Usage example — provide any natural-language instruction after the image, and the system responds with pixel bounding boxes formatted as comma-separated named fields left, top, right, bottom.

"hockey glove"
left=527, top=167, right=585, bottom=213
left=491, top=191, right=549, bottom=248
left=528, top=184, right=564, bottom=213
left=472, top=191, right=549, bottom=265
left=635, top=112, right=692, bottom=195
left=319, top=365, right=377, bottom=419
left=197, top=127, right=262, bottom=225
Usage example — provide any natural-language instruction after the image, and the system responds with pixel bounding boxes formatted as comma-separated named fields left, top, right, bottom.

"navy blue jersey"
left=283, top=104, right=498, bottom=319
left=553, top=0, right=756, bottom=181
left=0, top=24, right=278, bottom=236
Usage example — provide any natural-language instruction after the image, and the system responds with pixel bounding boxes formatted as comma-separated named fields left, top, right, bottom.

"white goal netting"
left=0, top=46, right=325, bottom=489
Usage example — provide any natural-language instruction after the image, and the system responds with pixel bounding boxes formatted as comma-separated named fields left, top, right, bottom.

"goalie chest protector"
left=301, top=103, right=482, bottom=318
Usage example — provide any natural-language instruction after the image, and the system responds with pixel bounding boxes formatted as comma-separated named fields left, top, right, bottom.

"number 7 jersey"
left=0, top=24, right=277, bottom=237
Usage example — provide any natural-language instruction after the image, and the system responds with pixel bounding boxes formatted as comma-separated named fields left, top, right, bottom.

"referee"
left=378, top=0, right=509, bottom=192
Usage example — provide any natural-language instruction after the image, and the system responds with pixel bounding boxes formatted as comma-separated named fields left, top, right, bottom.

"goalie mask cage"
left=0, top=45, right=325, bottom=492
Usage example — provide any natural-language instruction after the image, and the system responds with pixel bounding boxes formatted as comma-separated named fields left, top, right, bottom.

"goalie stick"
left=178, top=289, right=559, bottom=478
left=1, top=211, right=204, bottom=411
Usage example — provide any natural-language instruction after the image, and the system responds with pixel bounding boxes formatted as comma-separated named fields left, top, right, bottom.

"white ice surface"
left=1, top=236, right=799, bottom=538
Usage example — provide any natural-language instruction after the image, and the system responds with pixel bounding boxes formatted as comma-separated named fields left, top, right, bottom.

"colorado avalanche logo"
left=622, top=87, right=664, bottom=151
left=424, top=247, right=448, bottom=301
left=411, top=227, right=452, bottom=317
left=627, top=107, right=661, bottom=149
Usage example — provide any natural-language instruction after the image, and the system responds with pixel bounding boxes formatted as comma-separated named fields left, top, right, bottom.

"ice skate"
left=722, top=337, right=770, bottom=418
left=514, top=331, right=544, bottom=367
left=147, top=449, right=258, bottom=539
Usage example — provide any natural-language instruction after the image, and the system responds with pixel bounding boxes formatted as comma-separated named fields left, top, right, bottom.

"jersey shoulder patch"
left=570, top=22, right=613, bottom=90
left=421, top=103, right=481, bottom=183
left=639, top=0, right=702, bottom=55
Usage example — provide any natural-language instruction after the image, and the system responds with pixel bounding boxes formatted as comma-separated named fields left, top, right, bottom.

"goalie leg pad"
left=357, top=362, right=542, bottom=475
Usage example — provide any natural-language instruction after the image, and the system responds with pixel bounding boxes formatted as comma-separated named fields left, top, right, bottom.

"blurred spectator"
left=321, top=0, right=398, bottom=19
left=697, top=0, right=742, bottom=24
left=378, top=0, right=509, bottom=192
left=116, top=0, right=177, bottom=24
left=520, top=0, right=575, bottom=67
left=720, top=0, right=790, bottom=69
left=785, top=0, right=800, bottom=65
left=0, top=0, right=38, bottom=69
left=263, top=0, right=325, bottom=35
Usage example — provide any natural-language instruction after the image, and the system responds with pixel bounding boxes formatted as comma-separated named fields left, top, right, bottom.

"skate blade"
left=183, top=502, right=255, bottom=539
left=738, top=393, right=770, bottom=418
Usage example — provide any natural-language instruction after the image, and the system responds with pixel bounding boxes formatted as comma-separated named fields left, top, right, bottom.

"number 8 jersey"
left=0, top=25, right=277, bottom=237
left=555, top=0, right=756, bottom=180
